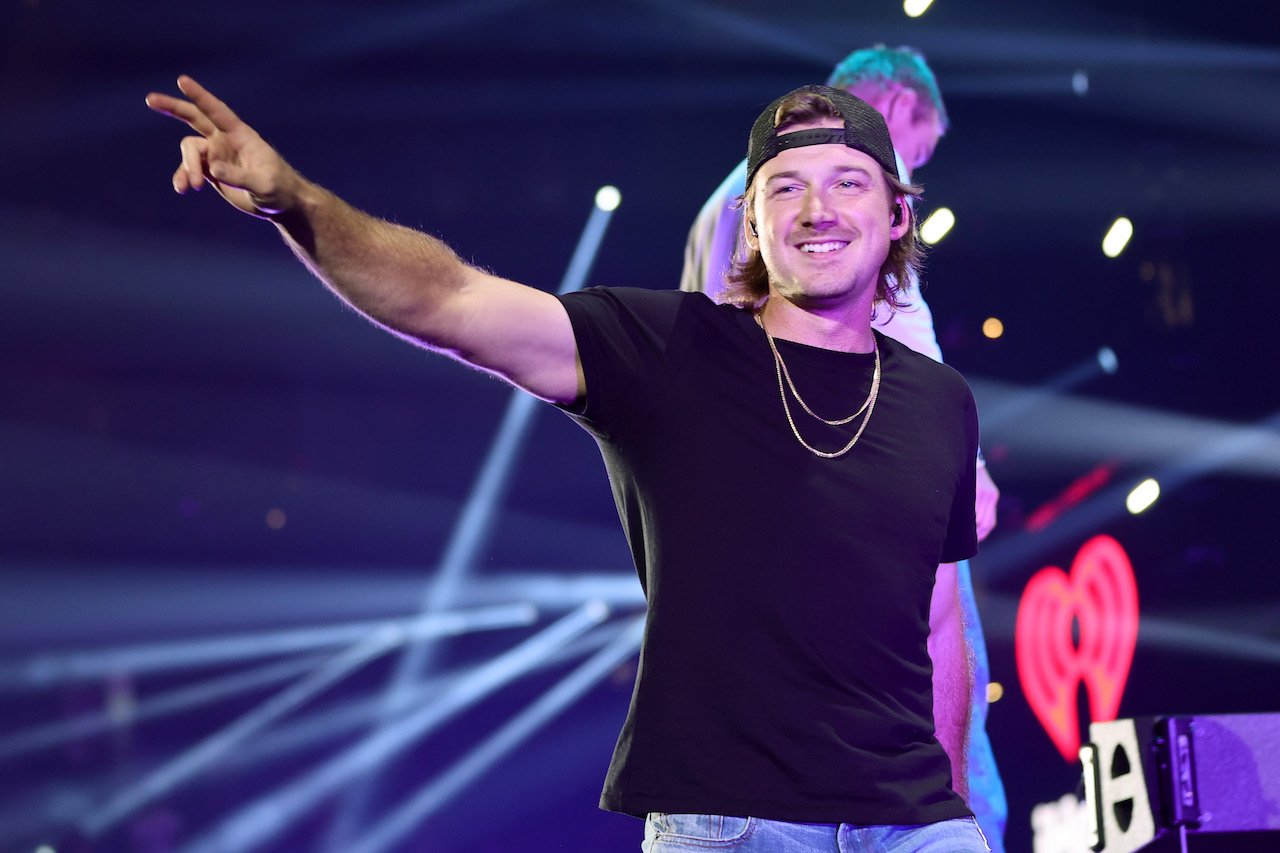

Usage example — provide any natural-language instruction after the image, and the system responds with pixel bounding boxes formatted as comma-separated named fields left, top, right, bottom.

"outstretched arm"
left=145, top=76, right=583, bottom=405
left=929, top=561, right=973, bottom=804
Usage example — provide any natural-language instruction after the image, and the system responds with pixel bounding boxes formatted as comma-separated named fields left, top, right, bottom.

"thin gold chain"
left=767, top=329, right=875, bottom=425
left=758, top=311, right=880, bottom=459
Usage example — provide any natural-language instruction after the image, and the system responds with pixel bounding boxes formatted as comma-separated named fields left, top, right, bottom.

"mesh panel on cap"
left=745, top=84, right=897, bottom=188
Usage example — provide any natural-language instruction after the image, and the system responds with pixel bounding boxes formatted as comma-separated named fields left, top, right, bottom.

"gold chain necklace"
left=757, top=311, right=880, bottom=459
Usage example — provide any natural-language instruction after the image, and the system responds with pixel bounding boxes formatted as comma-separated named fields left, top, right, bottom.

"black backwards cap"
left=745, top=84, right=898, bottom=188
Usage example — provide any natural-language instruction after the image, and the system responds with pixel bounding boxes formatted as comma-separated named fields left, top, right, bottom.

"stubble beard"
left=768, top=264, right=878, bottom=314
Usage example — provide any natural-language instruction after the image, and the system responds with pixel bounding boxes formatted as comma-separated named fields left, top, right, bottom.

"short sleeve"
left=556, top=287, right=688, bottom=439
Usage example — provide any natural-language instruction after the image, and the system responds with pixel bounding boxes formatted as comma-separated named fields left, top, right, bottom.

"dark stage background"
left=2, top=1, right=1279, bottom=851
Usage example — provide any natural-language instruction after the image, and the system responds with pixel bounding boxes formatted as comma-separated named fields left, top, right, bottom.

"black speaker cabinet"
left=1081, top=714, right=1280, bottom=853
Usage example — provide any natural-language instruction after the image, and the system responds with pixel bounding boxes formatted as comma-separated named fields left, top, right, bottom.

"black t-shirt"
left=557, top=287, right=978, bottom=825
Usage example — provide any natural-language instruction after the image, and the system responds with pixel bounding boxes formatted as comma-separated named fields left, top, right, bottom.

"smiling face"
left=745, top=119, right=910, bottom=315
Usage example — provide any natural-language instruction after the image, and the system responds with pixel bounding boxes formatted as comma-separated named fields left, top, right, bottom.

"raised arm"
left=145, top=76, right=583, bottom=405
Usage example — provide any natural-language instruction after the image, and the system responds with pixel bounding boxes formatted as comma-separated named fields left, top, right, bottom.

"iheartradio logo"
left=1015, top=535, right=1140, bottom=761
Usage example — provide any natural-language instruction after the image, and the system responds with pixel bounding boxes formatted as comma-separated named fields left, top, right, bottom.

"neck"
left=759, top=292, right=875, bottom=353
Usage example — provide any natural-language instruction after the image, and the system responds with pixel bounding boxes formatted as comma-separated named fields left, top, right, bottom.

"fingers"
left=145, top=92, right=217, bottom=137
left=179, top=135, right=210, bottom=191
left=176, top=75, right=243, bottom=134
left=207, top=160, right=252, bottom=192
left=144, top=76, right=243, bottom=138
left=150, top=75, right=289, bottom=215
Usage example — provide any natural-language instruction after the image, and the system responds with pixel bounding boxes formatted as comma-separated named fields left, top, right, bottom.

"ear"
left=896, top=85, right=916, bottom=114
left=743, top=213, right=759, bottom=251
left=887, top=86, right=919, bottom=122
left=889, top=196, right=911, bottom=240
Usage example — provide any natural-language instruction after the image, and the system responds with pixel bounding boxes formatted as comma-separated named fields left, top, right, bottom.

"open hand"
left=145, top=75, right=302, bottom=219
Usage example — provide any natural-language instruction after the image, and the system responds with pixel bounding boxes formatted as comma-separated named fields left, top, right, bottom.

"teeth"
left=799, top=242, right=846, bottom=253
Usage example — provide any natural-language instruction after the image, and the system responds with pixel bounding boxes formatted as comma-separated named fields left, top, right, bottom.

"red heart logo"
left=1015, top=534, right=1139, bottom=761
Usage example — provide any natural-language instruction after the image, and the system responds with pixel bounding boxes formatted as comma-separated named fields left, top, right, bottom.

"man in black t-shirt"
left=682, top=45, right=1007, bottom=852
left=148, top=77, right=989, bottom=852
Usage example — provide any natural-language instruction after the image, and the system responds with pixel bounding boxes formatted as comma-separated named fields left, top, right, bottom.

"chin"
left=794, top=278, right=864, bottom=304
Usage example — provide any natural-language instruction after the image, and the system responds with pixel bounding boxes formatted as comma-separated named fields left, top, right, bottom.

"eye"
left=836, top=179, right=864, bottom=190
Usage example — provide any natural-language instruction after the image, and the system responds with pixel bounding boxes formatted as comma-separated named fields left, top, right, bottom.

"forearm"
left=929, top=562, right=975, bottom=802
left=148, top=76, right=581, bottom=403
left=932, top=640, right=973, bottom=802
left=273, top=180, right=472, bottom=353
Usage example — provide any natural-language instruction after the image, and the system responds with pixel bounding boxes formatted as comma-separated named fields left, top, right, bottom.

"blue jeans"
left=642, top=813, right=990, bottom=852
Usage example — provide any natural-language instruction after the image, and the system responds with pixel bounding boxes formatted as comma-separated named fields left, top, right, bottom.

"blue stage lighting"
left=82, top=626, right=405, bottom=837
left=0, top=654, right=323, bottom=762
left=346, top=617, right=645, bottom=853
left=183, top=603, right=608, bottom=853
left=331, top=192, right=622, bottom=846
left=0, top=604, right=535, bottom=691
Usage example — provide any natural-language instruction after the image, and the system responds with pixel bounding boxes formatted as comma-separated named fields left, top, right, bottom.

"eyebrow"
left=765, top=165, right=874, bottom=184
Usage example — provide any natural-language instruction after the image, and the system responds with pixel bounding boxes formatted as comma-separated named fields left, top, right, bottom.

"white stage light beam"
left=81, top=624, right=408, bottom=837
left=183, top=603, right=607, bottom=853
left=347, top=617, right=645, bottom=853
left=2, top=604, right=534, bottom=691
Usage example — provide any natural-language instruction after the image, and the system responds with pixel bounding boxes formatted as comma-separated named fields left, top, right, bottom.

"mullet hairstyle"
left=721, top=91, right=925, bottom=313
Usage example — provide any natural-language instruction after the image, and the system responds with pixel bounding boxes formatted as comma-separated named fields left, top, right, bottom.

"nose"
left=800, top=189, right=835, bottom=229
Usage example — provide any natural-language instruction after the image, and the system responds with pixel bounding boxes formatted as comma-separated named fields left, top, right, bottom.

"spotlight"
left=1102, top=217, right=1133, bottom=258
left=1097, top=346, right=1118, bottom=375
left=903, top=0, right=935, bottom=17
left=987, top=682, right=1004, bottom=703
left=919, top=207, right=954, bottom=245
left=1126, top=478, right=1160, bottom=515
left=1072, top=70, right=1089, bottom=96
left=594, top=185, right=621, bottom=212
left=982, top=317, right=1004, bottom=340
